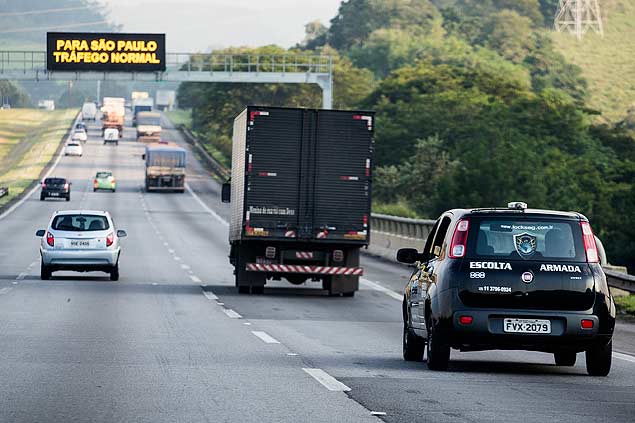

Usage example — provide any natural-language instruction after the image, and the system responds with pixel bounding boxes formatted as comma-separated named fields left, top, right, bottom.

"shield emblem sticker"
left=514, top=233, right=537, bottom=259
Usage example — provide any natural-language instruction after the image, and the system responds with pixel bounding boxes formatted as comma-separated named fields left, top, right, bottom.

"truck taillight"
left=46, top=231, right=54, bottom=247
left=580, top=221, right=599, bottom=263
left=449, top=219, right=470, bottom=259
left=106, top=232, right=114, bottom=247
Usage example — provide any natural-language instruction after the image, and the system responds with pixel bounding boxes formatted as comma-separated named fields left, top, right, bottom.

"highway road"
left=0, top=114, right=633, bottom=423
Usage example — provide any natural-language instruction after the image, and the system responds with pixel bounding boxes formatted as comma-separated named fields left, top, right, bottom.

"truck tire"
left=235, top=244, right=265, bottom=294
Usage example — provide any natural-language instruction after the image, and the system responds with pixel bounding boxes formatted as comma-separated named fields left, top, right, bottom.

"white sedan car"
left=71, top=129, right=87, bottom=142
left=36, top=210, right=127, bottom=281
left=64, top=141, right=83, bottom=156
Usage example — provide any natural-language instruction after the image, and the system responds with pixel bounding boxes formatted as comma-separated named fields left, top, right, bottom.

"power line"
left=0, top=6, right=90, bottom=17
left=0, top=20, right=109, bottom=34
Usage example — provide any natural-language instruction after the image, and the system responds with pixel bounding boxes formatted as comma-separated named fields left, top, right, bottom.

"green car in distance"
left=93, top=171, right=117, bottom=192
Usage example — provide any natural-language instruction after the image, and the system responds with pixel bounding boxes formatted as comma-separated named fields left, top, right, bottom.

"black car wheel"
left=586, top=340, right=612, bottom=376
left=238, top=286, right=250, bottom=294
left=66, top=195, right=70, bottom=202
left=40, top=261, right=51, bottom=280
left=403, top=323, right=425, bottom=362
left=554, top=351, right=577, bottom=366
left=110, top=264, right=120, bottom=281
left=426, top=321, right=450, bottom=370
left=40, top=194, right=45, bottom=201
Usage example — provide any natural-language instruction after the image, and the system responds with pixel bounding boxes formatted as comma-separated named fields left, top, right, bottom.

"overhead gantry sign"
left=46, top=32, right=166, bottom=72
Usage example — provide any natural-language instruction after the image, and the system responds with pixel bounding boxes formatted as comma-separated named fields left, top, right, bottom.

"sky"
left=102, top=0, right=343, bottom=52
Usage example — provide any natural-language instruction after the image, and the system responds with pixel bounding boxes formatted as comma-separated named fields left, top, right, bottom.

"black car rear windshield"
left=45, top=178, right=66, bottom=184
left=467, top=217, right=586, bottom=262
left=52, top=215, right=110, bottom=232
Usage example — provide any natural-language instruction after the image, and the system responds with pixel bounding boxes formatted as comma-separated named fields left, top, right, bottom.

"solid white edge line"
left=302, top=368, right=351, bottom=392
left=360, top=278, right=403, bottom=301
left=0, top=112, right=80, bottom=221
left=614, top=352, right=635, bottom=364
left=223, top=308, right=242, bottom=319
left=0, top=287, right=12, bottom=295
left=251, top=331, right=280, bottom=344
left=184, top=183, right=229, bottom=227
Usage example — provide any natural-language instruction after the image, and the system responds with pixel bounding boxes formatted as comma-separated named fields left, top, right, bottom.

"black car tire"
left=554, top=351, right=577, bottom=366
left=40, top=194, right=45, bottom=201
left=403, top=323, right=425, bottom=362
left=586, top=340, right=612, bottom=376
left=93, top=188, right=97, bottom=192
left=40, top=261, right=51, bottom=280
left=66, top=195, right=70, bottom=202
left=238, top=286, right=250, bottom=294
left=426, top=321, right=450, bottom=370
left=110, top=264, right=120, bottom=281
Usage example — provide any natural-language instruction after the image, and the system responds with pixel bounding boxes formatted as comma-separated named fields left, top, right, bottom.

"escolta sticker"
left=46, top=32, right=166, bottom=72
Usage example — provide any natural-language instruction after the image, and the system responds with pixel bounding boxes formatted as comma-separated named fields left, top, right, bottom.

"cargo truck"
left=132, top=97, right=153, bottom=126
left=222, top=106, right=374, bottom=296
left=136, top=111, right=162, bottom=142
left=142, top=142, right=186, bottom=192
left=155, top=90, right=175, bottom=111
left=101, top=97, right=125, bottom=136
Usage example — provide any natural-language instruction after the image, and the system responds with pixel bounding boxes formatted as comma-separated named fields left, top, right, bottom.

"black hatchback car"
left=40, top=177, right=71, bottom=201
left=399, top=202, right=615, bottom=376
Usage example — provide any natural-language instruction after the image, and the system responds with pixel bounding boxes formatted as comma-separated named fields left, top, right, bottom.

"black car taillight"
left=449, top=219, right=470, bottom=258
left=580, top=221, right=599, bottom=263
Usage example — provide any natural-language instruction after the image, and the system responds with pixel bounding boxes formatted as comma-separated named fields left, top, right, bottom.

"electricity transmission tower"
left=554, top=0, right=604, bottom=39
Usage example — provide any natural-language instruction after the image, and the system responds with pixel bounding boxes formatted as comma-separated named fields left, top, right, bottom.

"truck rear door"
left=313, top=110, right=373, bottom=241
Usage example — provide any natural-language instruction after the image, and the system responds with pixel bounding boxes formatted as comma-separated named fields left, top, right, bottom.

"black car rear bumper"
left=443, top=308, right=613, bottom=352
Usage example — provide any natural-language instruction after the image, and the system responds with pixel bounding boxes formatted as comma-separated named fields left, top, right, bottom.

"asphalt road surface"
left=0, top=114, right=633, bottom=423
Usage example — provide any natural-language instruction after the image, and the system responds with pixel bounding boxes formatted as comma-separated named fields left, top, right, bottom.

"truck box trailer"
left=223, top=106, right=374, bottom=296
left=155, top=90, right=176, bottom=111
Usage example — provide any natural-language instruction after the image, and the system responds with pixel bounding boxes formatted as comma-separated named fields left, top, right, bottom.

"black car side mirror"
left=397, top=248, right=422, bottom=264
left=141, top=153, right=146, bottom=160
left=221, top=182, right=231, bottom=203
left=117, top=230, right=127, bottom=238
left=35, top=229, right=45, bottom=237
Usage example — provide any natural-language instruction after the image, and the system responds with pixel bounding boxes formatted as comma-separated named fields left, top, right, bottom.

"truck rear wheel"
left=235, top=244, right=265, bottom=294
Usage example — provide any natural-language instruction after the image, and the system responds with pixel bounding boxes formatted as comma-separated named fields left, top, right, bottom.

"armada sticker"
left=470, top=262, right=512, bottom=270
left=540, top=264, right=582, bottom=273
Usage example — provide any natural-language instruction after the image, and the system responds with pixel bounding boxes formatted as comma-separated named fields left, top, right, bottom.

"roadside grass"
left=373, top=201, right=421, bottom=219
left=615, top=294, right=635, bottom=317
left=165, top=109, right=192, bottom=128
left=0, top=109, right=76, bottom=208
left=552, top=0, right=635, bottom=123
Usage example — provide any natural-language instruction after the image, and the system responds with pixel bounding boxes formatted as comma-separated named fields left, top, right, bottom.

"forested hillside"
left=179, top=0, right=635, bottom=270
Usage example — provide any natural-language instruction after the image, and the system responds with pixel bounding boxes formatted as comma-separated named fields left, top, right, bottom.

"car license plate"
left=503, top=318, right=551, bottom=334
left=50, top=192, right=59, bottom=196
left=70, top=240, right=90, bottom=248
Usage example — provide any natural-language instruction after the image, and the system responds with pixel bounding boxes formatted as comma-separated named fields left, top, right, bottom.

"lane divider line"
left=223, top=309, right=242, bottom=319
left=201, top=289, right=218, bottom=301
left=614, top=352, right=635, bottom=364
left=16, top=272, right=27, bottom=280
left=0, top=287, right=12, bottom=295
left=302, top=368, right=351, bottom=392
left=189, top=275, right=202, bottom=283
left=360, top=278, right=403, bottom=301
left=252, top=331, right=280, bottom=344
left=184, top=183, right=229, bottom=227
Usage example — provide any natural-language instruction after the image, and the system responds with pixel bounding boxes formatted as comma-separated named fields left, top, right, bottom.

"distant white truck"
left=155, top=90, right=176, bottom=111
left=82, top=102, right=98, bottom=121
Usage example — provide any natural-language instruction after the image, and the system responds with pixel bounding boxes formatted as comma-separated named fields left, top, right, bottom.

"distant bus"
left=143, top=142, right=186, bottom=192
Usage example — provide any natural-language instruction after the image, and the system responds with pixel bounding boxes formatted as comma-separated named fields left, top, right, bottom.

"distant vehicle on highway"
left=155, top=90, right=175, bottom=111
left=71, top=128, right=87, bottom=143
left=36, top=210, right=127, bottom=281
left=142, top=142, right=186, bottom=192
left=223, top=106, right=374, bottom=296
left=64, top=141, right=83, bottom=157
left=1, top=103, right=10, bottom=109
left=132, top=97, right=153, bottom=127
left=136, top=111, right=161, bottom=141
left=103, top=128, right=119, bottom=145
left=81, top=102, right=97, bottom=121
left=75, top=122, right=87, bottom=131
left=93, top=171, right=116, bottom=192
left=37, top=100, right=55, bottom=110
left=399, top=201, right=615, bottom=376
left=40, top=177, right=71, bottom=201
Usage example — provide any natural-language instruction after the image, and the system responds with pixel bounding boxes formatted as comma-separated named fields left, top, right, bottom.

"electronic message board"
left=47, top=32, right=166, bottom=72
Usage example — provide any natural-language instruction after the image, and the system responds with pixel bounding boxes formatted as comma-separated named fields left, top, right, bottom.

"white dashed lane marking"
left=302, top=368, right=351, bottom=392
left=0, top=287, right=12, bottom=295
left=251, top=331, right=280, bottom=344
left=222, top=309, right=242, bottom=319
left=201, top=289, right=218, bottom=300
left=189, top=275, right=202, bottom=283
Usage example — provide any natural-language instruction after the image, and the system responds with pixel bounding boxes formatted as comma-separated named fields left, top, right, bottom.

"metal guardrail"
left=605, top=270, right=635, bottom=293
left=177, top=125, right=231, bottom=181
left=0, top=51, right=333, bottom=74
left=0, top=187, right=8, bottom=198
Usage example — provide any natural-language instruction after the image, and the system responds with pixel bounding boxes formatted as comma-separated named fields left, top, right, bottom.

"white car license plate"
left=50, top=192, right=59, bottom=196
left=503, top=318, right=551, bottom=334
left=70, top=240, right=90, bottom=248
